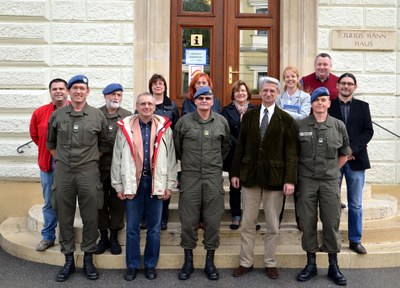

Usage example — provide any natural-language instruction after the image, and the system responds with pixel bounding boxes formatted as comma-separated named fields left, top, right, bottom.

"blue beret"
left=102, top=83, right=123, bottom=95
left=194, top=86, right=213, bottom=99
left=67, top=75, right=89, bottom=89
left=310, top=87, right=330, bottom=103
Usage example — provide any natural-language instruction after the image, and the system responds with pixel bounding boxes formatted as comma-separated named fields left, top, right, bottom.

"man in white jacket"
left=111, top=92, right=177, bottom=281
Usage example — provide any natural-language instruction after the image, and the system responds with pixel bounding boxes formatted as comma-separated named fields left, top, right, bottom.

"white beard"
left=106, top=99, right=121, bottom=109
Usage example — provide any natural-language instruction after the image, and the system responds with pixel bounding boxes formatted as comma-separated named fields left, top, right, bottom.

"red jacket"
left=30, top=102, right=68, bottom=172
left=300, top=72, right=339, bottom=101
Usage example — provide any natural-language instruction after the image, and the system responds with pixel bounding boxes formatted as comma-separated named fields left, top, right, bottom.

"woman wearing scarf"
left=221, top=80, right=255, bottom=230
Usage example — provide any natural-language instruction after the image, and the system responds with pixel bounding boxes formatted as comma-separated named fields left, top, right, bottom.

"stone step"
left=22, top=201, right=400, bottom=246
left=2, top=216, right=400, bottom=269
left=169, top=181, right=373, bottom=204
left=26, top=192, right=398, bottom=243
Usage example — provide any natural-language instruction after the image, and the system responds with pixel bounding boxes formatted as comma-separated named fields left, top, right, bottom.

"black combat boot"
left=204, top=250, right=219, bottom=280
left=83, top=252, right=99, bottom=280
left=297, top=252, right=318, bottom=282
left=94, top=229, right=110, bottom=254
left=328, top=253, right=347, bottom=286
left=56, top=252, right=76, bottom=282
left=109, top=229, right=122, bottom=255
left=178, top=249, right=194, bottom=280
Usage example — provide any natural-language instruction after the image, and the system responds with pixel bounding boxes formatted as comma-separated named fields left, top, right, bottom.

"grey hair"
left=136, top=92, right=154, bottom=104
left=258, top=76, right=281, bottom=91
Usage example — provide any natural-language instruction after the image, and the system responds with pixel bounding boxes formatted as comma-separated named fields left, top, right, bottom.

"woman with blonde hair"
left=276, top=66, right=311, bottom=231
left=276, top=66, right=311, bottom=120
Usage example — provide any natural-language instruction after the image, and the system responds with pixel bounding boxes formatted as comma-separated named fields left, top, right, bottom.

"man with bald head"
left=111, top=92, right=176, bottom=281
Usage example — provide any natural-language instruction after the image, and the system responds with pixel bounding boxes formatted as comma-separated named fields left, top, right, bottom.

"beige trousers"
left=239, top=185, right=283, bottom=268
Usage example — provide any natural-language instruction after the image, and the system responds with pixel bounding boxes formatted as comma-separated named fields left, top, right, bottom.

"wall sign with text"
left=332, top=30, right=395, bottom=50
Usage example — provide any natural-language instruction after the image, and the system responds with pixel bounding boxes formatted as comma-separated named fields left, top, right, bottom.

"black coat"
left=328, top=98, right=373, bottom=170
left=231, top=105, right=298, bottom=189
left=154, top=96, right=180, bottom=130
left=221, top=102, right=255, bottom=172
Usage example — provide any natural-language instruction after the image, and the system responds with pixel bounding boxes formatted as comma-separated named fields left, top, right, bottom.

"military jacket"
left=98, top=106, right=132, bottom=171
left=47, top=103, right=109, bottom=169
left=174, top=110, right=230, bottom=175
left=297, top=114, right=350, bottom=179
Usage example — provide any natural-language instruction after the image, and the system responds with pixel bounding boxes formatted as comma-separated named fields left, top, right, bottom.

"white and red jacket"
left=111, top=114, right=177, bottom=196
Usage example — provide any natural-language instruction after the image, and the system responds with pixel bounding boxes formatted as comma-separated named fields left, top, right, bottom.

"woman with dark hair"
left=221, top=80, right=255, bottom=230
left=141, top=74, right=179, bottom=231
left=149, top=74, right=180, bottom=130
left=182, top=72, right=221, bottom=115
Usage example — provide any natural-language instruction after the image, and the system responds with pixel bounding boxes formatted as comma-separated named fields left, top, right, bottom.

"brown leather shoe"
left=233, top=265, right=253, bottom=277
left=265, top=267, right=279, bottom=279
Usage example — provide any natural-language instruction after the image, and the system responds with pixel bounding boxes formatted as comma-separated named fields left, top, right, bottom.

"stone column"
left=280, top=0, right=317, bottom=79
left=134, top=0, right=171, bottom=105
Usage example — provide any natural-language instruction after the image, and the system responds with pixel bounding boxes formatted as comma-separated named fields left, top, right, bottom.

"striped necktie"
left=260, top=109, right=269, bottom=139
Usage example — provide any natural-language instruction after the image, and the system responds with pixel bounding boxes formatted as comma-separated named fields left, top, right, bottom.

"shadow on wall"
left=0, top=181, right=42, bottom=224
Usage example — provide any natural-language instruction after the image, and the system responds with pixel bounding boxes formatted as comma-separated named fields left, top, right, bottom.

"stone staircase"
left=1, top=180, right=400, bottom=269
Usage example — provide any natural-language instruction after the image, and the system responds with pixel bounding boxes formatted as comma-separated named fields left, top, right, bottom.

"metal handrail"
left=16, top=140, right=33, bottom=153
left=372, top=121, right=400, bottom=139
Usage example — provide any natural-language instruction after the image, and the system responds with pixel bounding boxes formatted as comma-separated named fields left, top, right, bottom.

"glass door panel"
left=181, top=27, right=211, bottom=94
left=239, top=29, right=268, bottom=94
left=183, top=0, right=212, bottom=12
left=239, top=0, right=269, bottom=15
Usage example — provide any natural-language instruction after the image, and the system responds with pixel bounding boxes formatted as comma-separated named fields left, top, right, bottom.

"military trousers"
left=179, top=172, right=224, bottom=250
left=52, top=162, right=103, bottom=254
left=98, top=171, right=125, bottom=230
left=297, top=176, right=341, bottom=253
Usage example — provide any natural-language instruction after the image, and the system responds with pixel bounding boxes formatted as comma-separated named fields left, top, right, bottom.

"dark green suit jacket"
left=232, top=105, right=297, bottom=190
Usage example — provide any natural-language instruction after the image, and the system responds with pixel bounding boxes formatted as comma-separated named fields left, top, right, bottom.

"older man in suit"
left=231, top=76, right=297, bottom=279
left=328, top=73, right=373, bottom=255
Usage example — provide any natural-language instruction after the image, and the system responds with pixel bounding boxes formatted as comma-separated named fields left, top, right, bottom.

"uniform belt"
left=141, top=170, right=151, bottom=177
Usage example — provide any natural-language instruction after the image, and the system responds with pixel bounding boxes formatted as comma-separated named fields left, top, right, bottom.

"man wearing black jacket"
left=329, top=73, right=374, bottom=255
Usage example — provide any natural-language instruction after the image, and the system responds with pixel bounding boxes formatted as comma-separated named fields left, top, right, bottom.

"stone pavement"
left=0, top=247, right=398, bottom=288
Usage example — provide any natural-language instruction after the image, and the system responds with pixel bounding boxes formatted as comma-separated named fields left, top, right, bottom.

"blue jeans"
left=340, top=163, right=365, bottom=243
left=40, top=170, right=57, bottom=241
left=125, top=176, right=163, bottom=269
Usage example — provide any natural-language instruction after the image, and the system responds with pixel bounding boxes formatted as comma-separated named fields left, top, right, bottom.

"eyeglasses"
left=196, top=96, right=213, bottom=101
left=152, top=81, right=165, bottom=86
left=338, top=82, right=355, bottom=87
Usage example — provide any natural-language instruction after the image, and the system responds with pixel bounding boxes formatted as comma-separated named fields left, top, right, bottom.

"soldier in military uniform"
left=95, top=83, right=132, bottom=255
left=296, top=87, right=350, bottom=286
left=47, top=75, right=109, bottom=282
left=174, top=86, right=230, bottom=281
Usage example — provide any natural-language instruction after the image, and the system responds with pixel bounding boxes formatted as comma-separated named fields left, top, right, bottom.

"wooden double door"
left=170, top=0, right=280, bottom=108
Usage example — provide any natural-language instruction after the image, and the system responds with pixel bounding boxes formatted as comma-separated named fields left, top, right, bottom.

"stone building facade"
left=0, top=0, right=399, bottom=183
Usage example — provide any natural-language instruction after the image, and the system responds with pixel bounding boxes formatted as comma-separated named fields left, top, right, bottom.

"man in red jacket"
left=29, top=78, right=68, bottom=251
left=300, top=53, right=339, bottom=100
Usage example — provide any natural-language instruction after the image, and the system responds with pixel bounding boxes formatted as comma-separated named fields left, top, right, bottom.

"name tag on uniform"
left=299, top=132, right=312, bottom=136
left=204, top=130, right=209, bottom=136
left=73, top=124, right=79, bottom=133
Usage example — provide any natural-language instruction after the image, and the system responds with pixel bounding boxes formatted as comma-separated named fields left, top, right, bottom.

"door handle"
left=229, top=66, right=239, bottom=84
